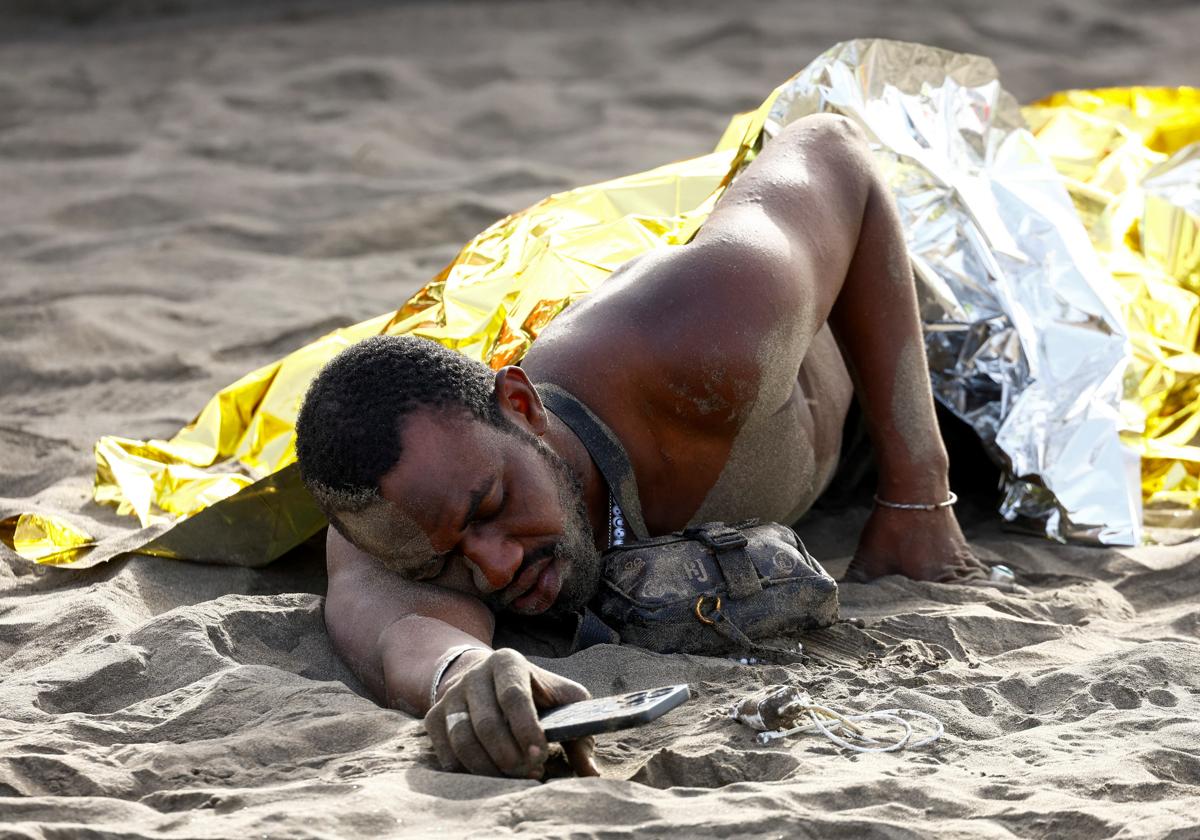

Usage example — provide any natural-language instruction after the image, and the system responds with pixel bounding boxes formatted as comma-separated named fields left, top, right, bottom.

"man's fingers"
left=445, top=703, right=503, bottom=777
left=961, top=556, right=990, bottom=575
left=530, top=667, right=591, bottom=709
left=946, top=558, right=1031, bottom=595
left=424, top=701, right=463, bottom=772
left=463, top=668, right=528, bottom=777
left=933, top=563, right=972, bottom=584
left=562, top=736, right=599, bottom=777
left=494, top=652, right=549, bottom=766
left=427, top=650, right=599, bottom=780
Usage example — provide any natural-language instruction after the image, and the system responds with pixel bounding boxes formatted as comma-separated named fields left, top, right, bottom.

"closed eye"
left=470, top=480, right=506, bottom=527
left=412, top=478, right=505, bottom=582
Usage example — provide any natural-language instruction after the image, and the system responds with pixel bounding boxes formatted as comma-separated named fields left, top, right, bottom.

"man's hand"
left=845, top=505, right=987, bottom=583
left=424, top=648, right=598, bottom=779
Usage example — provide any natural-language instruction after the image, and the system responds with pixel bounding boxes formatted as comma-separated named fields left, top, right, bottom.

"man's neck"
left=543, top=411, right=609, bottom=551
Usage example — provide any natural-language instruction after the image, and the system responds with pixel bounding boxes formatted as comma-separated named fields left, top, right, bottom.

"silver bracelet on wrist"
left=428, top=644, right=489, bottom=710
left=873, top=490, right=958, bottom=511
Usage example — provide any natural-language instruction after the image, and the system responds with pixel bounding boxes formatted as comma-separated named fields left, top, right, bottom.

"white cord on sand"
left=758, top=705, right=943, bottom=753
left=732, top=691, right=944, bottom=754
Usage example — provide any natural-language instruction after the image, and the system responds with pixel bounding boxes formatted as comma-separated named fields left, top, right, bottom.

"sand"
left=2, top=1, right=1199, bottom=837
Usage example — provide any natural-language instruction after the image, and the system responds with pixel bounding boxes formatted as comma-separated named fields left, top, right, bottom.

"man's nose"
left=459, top=529, right=523, bottom=594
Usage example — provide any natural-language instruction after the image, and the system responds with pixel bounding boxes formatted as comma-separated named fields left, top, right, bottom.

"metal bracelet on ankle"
left=873, top=490, right=958, bottom=511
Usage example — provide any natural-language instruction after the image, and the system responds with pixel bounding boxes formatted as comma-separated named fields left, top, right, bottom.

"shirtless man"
left=294, top=114, right=985, bottom=780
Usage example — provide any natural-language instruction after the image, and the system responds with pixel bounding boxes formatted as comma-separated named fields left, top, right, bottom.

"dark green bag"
left=536, top=384, right=839, bottom=658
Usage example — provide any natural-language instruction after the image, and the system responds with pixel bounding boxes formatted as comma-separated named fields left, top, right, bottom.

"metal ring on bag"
left=694, top=595, right=722, bottom=625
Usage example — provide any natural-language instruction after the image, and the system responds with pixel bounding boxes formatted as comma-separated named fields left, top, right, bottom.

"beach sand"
left=2, top=1, right=1199, bottom=837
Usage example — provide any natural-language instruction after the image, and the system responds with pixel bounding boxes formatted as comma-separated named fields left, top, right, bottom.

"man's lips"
left=512, top=559, right=561, bottom=614
left=500, top=553, right=554, bottom=607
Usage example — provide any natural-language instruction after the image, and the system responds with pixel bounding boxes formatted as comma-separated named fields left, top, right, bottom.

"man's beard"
left=538, top=438, right=605, bottom=617
left=490, top=422, right=604, bottom=619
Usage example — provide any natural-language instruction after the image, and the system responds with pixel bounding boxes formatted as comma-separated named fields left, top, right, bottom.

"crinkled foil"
left=761, top=40, right=1140, bottom=544
left=3, top=105, right=770, bottom=567
left=14, top=41, right=1195, bottom=566
left=1025, top=88, right=1200, bottom=529
left=1144, top=144, right=1200, bottom=293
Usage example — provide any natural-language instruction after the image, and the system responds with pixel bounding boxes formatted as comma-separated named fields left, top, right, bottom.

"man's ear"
left=493, top=366, right=548, bottom=435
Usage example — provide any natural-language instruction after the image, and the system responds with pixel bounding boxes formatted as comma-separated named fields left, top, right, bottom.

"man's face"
left=373, top=408, right=602, bottom=618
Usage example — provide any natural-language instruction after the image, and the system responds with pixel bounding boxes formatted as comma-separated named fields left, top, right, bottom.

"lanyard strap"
left=535, top=383, right=649, bottom=541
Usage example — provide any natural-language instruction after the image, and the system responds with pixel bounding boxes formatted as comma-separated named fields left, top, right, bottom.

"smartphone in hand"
left=538, top=684, right=692, bottom=742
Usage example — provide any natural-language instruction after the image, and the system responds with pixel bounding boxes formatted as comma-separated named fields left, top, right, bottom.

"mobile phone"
left=538, top=684, right=692, bottom=742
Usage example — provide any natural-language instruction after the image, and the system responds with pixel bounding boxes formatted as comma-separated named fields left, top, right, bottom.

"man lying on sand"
left=293, top=114, right=991, bottom=780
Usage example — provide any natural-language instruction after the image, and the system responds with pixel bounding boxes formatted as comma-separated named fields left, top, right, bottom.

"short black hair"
left=295, top=335, right=502, bottom=524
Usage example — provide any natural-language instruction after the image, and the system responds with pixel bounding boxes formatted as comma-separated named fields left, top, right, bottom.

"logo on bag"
left=772, top=550, right=799, bottom=574
left=684, top=557, right=709, bottom=582
left=641, top=567, right=691, bottom=602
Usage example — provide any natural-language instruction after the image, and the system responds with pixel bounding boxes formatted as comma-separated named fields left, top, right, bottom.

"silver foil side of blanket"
left=764, top=39, right=1141, bottom=545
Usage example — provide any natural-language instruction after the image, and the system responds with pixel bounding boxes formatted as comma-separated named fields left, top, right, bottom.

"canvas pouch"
left=586, top=519, right=838, bottom=656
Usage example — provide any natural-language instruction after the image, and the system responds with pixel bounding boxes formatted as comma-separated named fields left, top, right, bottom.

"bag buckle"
left=685, top=524, right=748, bottom=552
left=694, top=595, right=724, bottom=625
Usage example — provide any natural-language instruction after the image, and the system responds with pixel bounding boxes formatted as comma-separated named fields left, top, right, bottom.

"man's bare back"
left=297, top=113, right=987, bottom=781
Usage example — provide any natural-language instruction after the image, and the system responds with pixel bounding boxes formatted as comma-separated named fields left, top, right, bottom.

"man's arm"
left=687, top=113, right=984, bottom=581
left=324, top=527, right=596, bottom=777
left=325, top=525, right=494, bottom=714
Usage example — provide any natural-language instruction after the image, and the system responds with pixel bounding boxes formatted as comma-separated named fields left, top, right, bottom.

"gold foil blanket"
left=2, top=94, right=771, bottom=568
left=1024, top=88, right=1200, bottom=529
left=6, top=41, right=1198, bottom=566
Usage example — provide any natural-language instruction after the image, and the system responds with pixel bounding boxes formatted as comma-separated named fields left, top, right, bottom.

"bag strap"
left=536, top=383, right=649, bottom=540
left=571, top=607, right=621, bottom=652
left=707, top=613, right=805, bottom=665
left=684, top=522, right=762, bottom=599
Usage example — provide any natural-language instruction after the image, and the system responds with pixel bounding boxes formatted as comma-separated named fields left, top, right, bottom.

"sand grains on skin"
left=2, top=0, right=1200, bottom=837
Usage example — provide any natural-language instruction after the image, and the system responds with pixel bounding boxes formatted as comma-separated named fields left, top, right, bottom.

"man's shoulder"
left=523, top=244, right=766, bottom=439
